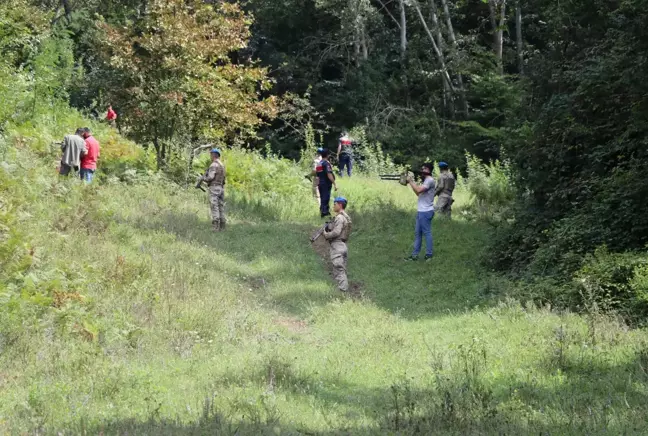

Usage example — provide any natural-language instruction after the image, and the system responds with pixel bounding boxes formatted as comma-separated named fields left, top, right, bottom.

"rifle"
left=378, top=172, right=412, bottom=186
left=195, top=171, right=207, bottom=192
left=310, top=221, right=331, bottom=243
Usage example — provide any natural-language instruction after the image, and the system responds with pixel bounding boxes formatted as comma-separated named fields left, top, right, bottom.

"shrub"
left=464, top=153, right=515, bottom=219
left=575, top=247, right=648, bottom=324
left=347, top=126, right=403, bottom=176
left=193, top=146, right=309, bottom=201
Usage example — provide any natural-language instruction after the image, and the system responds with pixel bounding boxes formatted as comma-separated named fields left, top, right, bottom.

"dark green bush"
left=575, top=248, right=648, bottom=324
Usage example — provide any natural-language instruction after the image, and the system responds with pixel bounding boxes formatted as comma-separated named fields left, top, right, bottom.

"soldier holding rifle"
left=311, top=196, right=352, bottom=292
left=196, top=148, right=226, bottom=232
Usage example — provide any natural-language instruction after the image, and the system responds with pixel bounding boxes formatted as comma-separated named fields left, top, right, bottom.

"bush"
left=576, top=247, right=648, bottom=324
left=347, top=126, right=403, bottom=176
left=464, top=153, right=515, bottom=219
left=193, top=146, right=310, bottom=201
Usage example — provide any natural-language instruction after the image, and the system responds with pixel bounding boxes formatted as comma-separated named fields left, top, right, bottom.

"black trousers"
left=318, top=184, right=332, bottom=217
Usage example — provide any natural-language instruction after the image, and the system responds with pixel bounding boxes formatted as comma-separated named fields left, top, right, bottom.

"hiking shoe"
left=424, top=255, right=433, bottom=261
left=404, top=256, right=418, bottom=261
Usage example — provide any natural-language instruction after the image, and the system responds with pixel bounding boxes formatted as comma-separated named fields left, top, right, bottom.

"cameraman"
left=405, top=163, right=436, bottom=261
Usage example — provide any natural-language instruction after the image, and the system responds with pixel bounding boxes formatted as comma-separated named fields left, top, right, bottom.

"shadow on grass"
left=82, top=348, right=648, bottom=435
left=349, top=205, right=501, bottom=319
left=127, top=193, right=500, bottom=320
left=128, top=198, right=337, bottom=319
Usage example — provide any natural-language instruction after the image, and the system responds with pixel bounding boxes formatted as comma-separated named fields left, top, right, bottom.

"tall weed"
left=464, top=153, right=514, bottom=219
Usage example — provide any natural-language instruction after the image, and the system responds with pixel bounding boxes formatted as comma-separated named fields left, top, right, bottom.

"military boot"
left=212, top=220, right=221, bottom=232
left=219, top=219, right=226, bottom=231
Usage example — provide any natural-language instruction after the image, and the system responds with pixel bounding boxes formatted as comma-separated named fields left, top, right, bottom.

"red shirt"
left=81, top=136, right=100, bottom=170
left=107, top=108, right=117, bottom=121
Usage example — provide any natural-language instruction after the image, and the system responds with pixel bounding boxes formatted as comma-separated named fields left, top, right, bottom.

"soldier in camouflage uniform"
left=435, top=161, right=456, bottom=219
left=202, top=148, right=226, bottom=231
left=324, top=196, right=352, bottom=292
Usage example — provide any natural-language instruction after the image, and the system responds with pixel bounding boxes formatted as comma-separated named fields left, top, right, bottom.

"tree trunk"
left=428, top=0, right=455, bottom=118
left=516, top=2, right=523, bottom=74
left=399, top=0, right=407, bottom=61
left=361, top=23, right=369, bottom=61
left=439, top=0, right=456, bottom=46
left=411, top=0, right=455, bottom=95
left=488, top=0, right=506, bottom=75
left=153, top=136, right=162, bottom=170
left=498, top=0, right=506, bottom=73
left=354, top=27, right=361, bottom=67
left=61, top=0, right=72, bottom=18
left=438, top=0, right=469, bottom=117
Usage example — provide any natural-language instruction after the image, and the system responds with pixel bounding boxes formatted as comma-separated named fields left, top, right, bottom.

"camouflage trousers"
left=329, top=240, right=348, bottom=292
left=209, top=185, right=226, bottom=231
left=435, top=195, right=454, bottom=219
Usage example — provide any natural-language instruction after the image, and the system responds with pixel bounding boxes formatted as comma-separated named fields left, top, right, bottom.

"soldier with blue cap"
left=435, top=161, right=456, bottom=219
left=200, top=147, right=227, bottom=231
left=324, top=196, right=353, bottom=292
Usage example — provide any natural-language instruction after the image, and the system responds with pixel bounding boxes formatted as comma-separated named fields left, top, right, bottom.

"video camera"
left=378, top=172, right=414, bottom=186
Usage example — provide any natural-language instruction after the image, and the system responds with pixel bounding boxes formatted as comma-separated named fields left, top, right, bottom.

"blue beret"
left=210, top=148, right=221, bottom=154
left=334, top=196, right=348, bottom=204
left=438, top=161, right=449, bottom=168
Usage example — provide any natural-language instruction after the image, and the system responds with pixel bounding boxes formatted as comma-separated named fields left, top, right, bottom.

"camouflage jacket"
left=435, top=172, right=455, bottom=198
left=204, top=160, right=226, bottom=187
left=324, top=211, right=352, bottom=242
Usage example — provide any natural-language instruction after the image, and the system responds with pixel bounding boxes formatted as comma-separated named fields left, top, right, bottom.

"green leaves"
left=98, top=0, right=276, bottom=167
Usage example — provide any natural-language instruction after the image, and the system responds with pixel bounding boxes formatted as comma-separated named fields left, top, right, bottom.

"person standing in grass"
left=58, top=128, right=87, bottom=177
left=311, top=147, right=324, bottom=204
left=80, top=127, right=100, bottom=184
left=324, top=196, right=352, bottom=292
left=315, top=149, right=338, bottom=218
left=405, top=163, right=436, bottom=261
left=201, top=147, right=227, bottom=231
left=435, top=161, right=456, bottom=219
left=106, top=104, right=117, bottom=128
left=337, top=131, right=353, bottom=177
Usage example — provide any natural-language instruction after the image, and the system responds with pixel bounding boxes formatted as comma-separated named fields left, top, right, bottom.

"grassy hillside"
left=2, top=125, right=648, bottom=435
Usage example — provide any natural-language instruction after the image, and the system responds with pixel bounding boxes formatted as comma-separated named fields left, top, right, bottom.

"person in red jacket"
left=80, top=127, right=100, bottom=184
left=106, top=105, right=117, bottom=128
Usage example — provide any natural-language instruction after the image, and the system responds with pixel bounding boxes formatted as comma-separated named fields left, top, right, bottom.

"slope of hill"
left=2, top=123, right=648, bottom=435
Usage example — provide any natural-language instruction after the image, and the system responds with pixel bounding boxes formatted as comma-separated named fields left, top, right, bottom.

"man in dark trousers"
left=58, top=128, right=87, bottom=177
left=337, top=132, right=353, bottom=177
left=315, top=149, right=338, bottom=218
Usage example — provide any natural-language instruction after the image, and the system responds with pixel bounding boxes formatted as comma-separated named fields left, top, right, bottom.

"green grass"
left=2, top=153, right=648, bottom=435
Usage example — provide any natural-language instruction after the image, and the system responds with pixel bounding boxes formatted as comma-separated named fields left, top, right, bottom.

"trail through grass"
left=2, top=170, right=648, bottom=435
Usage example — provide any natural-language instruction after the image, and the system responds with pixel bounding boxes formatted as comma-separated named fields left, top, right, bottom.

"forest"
left=3, top=0, right=648, bottom=433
